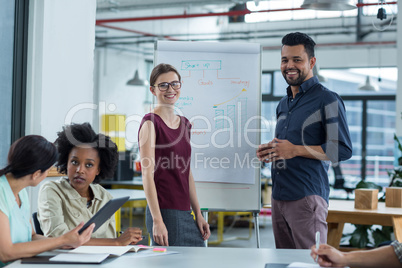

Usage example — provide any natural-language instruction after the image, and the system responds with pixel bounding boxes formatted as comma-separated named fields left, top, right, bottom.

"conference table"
left=106, top=188, right=146, bottom=201
left=8, top=247, right=315, bottom=268
left=327, top=199, right=402, bottom=248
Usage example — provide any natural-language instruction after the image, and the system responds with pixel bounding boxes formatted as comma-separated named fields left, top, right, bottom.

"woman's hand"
left=196, top=215, right=211, bottom=241
left=116, top=227, right=143, bottom=246
left=61, top=222, right=94, bottom=249
left=153, top=219, right=169, bottom=246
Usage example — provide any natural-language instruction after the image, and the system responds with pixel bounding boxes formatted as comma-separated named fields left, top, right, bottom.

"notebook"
left=71, top=245, right=153, bottom=256
left=21, top=253, right=109, bottom=264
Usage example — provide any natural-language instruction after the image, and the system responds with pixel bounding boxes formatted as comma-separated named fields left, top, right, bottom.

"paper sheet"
left=71, top=245, right=152, bottom=256
left=124, top=250, right=179, bottom=259
left=50, top=253, right=109, bottom=263
left=287, top=262, right=320, bottom=268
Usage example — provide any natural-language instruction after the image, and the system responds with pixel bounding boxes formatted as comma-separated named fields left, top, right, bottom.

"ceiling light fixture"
left=358, top=76, right=379, bottom=91
left=126, top=70, right=148, bottom=86
left=313, top=64, right=327, bottom=82
left=301, top=0, right=357, bottom=11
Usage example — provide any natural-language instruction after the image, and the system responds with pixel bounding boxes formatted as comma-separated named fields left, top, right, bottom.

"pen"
left=119, top=231, right=146, bottom=239
left=315, top=231, right=320, bottom=262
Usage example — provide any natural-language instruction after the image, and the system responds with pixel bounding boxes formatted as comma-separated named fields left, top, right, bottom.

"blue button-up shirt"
left=272, top=76, right=352, bottom=203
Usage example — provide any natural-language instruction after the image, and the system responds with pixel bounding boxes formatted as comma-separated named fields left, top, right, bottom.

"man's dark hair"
left=282, top=32, right=316, bottom=59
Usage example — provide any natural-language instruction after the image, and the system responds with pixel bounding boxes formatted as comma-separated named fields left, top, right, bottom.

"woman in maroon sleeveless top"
left=138, top=63, right=210, bottom=247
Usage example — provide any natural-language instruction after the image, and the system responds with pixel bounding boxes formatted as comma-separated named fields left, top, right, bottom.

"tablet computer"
left=78, top=196, right=129, bottom=234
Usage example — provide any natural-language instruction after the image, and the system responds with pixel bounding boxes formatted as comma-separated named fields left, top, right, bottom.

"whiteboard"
left=155, top=41, right=261, bottom=212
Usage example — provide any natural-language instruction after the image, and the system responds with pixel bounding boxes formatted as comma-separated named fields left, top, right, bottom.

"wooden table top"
left=328, top=200, right=402, bottom=216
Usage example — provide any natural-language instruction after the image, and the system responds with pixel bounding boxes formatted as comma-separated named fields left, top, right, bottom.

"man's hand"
left=257, top=138, right=297, bottom=163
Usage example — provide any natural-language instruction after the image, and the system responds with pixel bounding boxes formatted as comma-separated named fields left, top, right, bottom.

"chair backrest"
left=332, top=165, right=345, bottom=189
left=32, top=212, right=44, bottom=235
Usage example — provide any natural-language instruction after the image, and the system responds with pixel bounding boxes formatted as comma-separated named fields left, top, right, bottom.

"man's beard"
left=282, top=69, right=308, bottom=86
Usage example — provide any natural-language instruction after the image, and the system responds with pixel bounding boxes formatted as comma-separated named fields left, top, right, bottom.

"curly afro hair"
left=54, top=122, right=118, bottom=183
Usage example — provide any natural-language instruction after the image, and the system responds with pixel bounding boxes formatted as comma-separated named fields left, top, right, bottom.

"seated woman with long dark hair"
left=0, top=135, right=94, bottom=267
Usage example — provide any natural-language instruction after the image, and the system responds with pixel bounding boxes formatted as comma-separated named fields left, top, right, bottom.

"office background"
left=1, top=0, right=402, bottom=196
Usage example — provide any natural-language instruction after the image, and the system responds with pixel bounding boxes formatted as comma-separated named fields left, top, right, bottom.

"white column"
left=395, top=0, right=402, bottom=167
left=26, top=0, right=97, bottom=142
left=396, top=0, right=402, bottom=138
left=25, top=0, right=97, bottom=214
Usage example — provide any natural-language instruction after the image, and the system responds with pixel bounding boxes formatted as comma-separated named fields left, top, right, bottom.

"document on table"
left=288, top=263, right=349, bottom=268
left=21, top=253, right=110, bottom=264
left=71, top=245, right=153, bottom=256
left=266, top=262, right=348, bottom=268
left=287, top=263, right=319, bottom=267
left=125, top=250, right=179, bottom=259
left=50, top=253, right=109, bottom=263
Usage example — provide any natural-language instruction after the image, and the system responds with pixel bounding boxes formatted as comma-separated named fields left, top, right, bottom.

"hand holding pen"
left=116, top=227, right=144, bottom=246
left=315, top=231, right=320, bottom=262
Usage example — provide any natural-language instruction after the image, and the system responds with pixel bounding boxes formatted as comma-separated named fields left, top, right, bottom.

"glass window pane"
left=261, top=101, right=278, bottom=144
left=260, top=101, right=278, bottom=180
left=273, top=71, right=288, bottom=97
left=339, top=100, right=362, bottom=180
left=366, top=100, right=396, bottom=187
left=261, top=72, right=271, bottom=94
left=0, top=1, right=14, bottom=166
left=320, top=68, right=397, bottom=96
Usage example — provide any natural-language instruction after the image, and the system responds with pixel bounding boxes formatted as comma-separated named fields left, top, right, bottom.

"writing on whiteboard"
left=181, top=60, right=221, bottom=70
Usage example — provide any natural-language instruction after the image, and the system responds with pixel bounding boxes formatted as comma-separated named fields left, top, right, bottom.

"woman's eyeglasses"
left=153, top=81, right=182, bottom=92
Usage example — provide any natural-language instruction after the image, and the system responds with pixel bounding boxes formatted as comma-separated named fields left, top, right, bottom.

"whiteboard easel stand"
left=202, top=210, right=260, bottom=248
left=253, top=211, right=260, bottom=248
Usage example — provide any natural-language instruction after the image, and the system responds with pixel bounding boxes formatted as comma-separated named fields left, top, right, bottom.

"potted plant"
left=345, top=134, right=402, bottom=248
left=394, top=134, right=402, bottom=166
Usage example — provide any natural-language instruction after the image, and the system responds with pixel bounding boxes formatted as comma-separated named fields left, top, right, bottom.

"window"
left=0, top=1, right=15, bottom=166
left=0, top=0, right=29, bottom=166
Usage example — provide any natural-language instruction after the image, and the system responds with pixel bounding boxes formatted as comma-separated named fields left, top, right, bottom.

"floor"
left=122, top=208, right=275, bottom=248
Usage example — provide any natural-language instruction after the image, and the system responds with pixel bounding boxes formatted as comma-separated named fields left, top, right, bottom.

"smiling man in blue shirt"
left=257, top=32, right=352, bottom=249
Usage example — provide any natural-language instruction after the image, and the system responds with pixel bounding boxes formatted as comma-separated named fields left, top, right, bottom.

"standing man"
left=257, top=32, right=352, bottom=249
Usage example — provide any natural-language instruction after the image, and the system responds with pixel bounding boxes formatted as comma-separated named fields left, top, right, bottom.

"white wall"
left=95, top=48, right=149, bottom=150
left=26, top=0, right=97, bottom=142
left=26, top=0, right=97, bottom=213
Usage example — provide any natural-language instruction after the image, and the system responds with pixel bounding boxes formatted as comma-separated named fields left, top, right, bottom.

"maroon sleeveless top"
left=139, top=113, right=192, bottom=211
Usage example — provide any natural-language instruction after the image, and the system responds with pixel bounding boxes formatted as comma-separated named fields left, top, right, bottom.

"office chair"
left=32, top=212, right=44, bottom=235
left=332, top=165, right=354, bottom=199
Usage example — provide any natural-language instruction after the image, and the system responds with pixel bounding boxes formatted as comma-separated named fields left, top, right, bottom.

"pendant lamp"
left=126, top=70, right=148, bottom=86
left=358, top=76, right=379, bottom=91
left=301, top=0, right=357, bottom=11
left=313, top=64, right=327, bottom=82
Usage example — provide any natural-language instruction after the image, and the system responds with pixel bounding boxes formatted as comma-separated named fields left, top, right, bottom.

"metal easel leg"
left=253, top=212, right=260, bottom=248
left=202, top=211, right=208, bottom=247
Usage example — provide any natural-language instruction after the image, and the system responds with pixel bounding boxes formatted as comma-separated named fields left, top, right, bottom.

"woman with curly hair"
left=0, top=135, right=93, bottom=267
left=37, top=122, right=142, bottom=246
